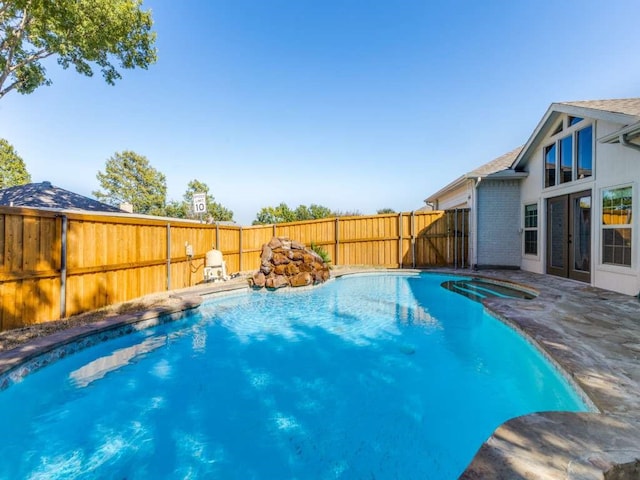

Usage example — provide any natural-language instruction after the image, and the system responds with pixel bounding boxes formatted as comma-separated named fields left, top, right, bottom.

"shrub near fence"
left=0, top=207, right=469, bottom=330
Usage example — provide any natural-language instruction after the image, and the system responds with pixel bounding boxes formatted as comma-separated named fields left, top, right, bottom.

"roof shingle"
left=467, top=146, right=523, bottom=177
left=0, top=182, right=122, bottom=212
left=559, top=98, right=640, bottom=117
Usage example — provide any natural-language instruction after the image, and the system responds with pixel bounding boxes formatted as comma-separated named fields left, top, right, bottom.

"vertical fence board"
left=22, top=217, right=39, bottom=272
left=0, top=214, right=4, bottom=268
left=38, top=217, right=55, bottom=271
left=6, top=215, right=23, bottom=272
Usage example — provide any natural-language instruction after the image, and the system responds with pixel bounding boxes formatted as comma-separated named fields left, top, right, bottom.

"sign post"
left=192, top=193, right=207, bottom=223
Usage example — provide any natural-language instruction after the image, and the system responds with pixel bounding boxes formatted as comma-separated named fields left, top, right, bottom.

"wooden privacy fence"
left=0, top=207, right=469, bottom=330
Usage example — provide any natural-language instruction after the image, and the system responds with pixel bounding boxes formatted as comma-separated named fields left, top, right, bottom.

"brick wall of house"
left=476, top=179, right=521, bottom=268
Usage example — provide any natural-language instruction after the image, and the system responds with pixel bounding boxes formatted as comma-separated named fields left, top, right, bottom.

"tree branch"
left=0, top=4, right=33, bottom=92
left=0, top=77, right=20, bottom=99
left=0, top=3, right=14, bottom=23
left=7, top=47, right=52, bottom=73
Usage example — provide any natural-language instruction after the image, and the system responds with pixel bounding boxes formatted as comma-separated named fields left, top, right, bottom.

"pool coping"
left=1, top=267, right=640, bottom=478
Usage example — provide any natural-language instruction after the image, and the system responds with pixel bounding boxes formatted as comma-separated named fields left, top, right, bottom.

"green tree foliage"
left=164, top=199, right=187, bottom=218
left=253, top=202, right=295, bottom=225
left=0, top=0, right=157, bottom=99
left=94, top=150, right=166, bottom=215
left=166, top=179, right=234, bottom=222
left=253, top=202, right=334, bottom=225
left=0, top=138, right=30, bottom=188
left=377, top=208, right=396, bottom=214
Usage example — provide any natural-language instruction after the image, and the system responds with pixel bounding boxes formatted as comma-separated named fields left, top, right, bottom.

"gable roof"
left=468, top=146, right=523, bottom=177
left=0, top=182, right=123, bottom=212
left=512, top=98, right=640, bottom=170
left=425, top=146, right=523, bottom=203
left=560, top=98, right=640, bottom=117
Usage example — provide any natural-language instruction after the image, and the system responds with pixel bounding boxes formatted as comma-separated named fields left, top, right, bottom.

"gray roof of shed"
left=0, top=182, right=123, bottom=212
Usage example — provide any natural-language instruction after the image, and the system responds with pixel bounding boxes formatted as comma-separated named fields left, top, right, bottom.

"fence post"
left=462, top=209, right=466, bottom=268
left=239, top=227, right=243, bottom=272
left=446, top=211, right=451, bottom=265
left=273, top=224, right=277, bottom=238
left=335, top=217, right=340, bottom=266
left=59, top=215, right=68, bottom=319
left=398, top=213, right=403, bottom=268
left=215, top=222, right=220, bottom=250
left=166, top=223, right=171, bottom=290
left=411, top=211, right=416, bottom=268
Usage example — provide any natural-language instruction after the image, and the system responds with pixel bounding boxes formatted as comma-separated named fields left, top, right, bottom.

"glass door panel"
left=547, top=196, right=568, bottom=277
left=546, top=191, right=591, bottom=283
left=569, top=192, right=591, bottom=282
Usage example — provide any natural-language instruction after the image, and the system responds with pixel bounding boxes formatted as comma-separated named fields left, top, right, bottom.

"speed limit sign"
left=192, top=193, right=207, bottom=214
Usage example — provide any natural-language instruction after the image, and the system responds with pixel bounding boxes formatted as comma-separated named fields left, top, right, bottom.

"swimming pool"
left=0, top=273, right=588, bottom=479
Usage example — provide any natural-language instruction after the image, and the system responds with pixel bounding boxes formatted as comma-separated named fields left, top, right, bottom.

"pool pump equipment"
left=204, top=248, right=229, bottom=282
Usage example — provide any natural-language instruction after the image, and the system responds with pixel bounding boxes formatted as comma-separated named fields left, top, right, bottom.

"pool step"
left=441, top=279, right=535, bottom=302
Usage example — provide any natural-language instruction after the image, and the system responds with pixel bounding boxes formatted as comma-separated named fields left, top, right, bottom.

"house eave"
left=425, top=168, right=527, bottom=203
left=424, top=175, right=469, bottom=203
left=484, top=170, right=529, bottom=180
left=512, top=103, right=640, bottom=171
left=599, top=120, right=640, bottom=144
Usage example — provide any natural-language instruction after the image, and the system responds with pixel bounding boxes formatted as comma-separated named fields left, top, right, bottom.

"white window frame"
left=600, top=184, right=633, bottom=268
left=543, top=116, right=594, bottom=190
left=523, top=202, right=539, bottom=257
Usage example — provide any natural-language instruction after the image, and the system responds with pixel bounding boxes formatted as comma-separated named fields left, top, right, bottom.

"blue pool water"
left=0, top=273, right=588, bottom=479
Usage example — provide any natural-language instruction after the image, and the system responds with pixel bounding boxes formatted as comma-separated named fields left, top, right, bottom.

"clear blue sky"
left=1, top=0, right=639, bottom=225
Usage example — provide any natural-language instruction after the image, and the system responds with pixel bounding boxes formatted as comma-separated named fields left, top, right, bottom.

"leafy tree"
left=0, top=138, right=30, bottom=188
left=253, top=202, right=334, bottom=225
left=310, top=204, right=333, bottom=218
left=253, top=202, right=296, bottom=225
left=164, top=199, right=187, bottom=219
left=94, top=150, right=166, bottom=215
left=377, top=208, right=396, bottom=214
left=0, top=0, right=157, bottom=99
left=175, top=179, right=234, bottom=222
left=293, top=204, right=333, bottom=221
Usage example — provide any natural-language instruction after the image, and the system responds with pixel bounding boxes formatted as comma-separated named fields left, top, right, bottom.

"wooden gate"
left=413, top=209, right=469, bottom=268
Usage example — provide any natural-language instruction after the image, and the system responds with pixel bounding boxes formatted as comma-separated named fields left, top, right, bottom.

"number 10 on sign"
left=192, top=193, right=207, bottom=218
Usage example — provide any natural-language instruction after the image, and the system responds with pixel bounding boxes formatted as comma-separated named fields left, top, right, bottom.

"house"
left=0, top=181, right=123, bottom=213
left=426, top=98, right=640, bottom=296
left=424, top=146, right=526, bottom=269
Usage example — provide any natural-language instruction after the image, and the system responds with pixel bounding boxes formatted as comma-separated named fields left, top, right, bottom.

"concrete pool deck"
left=0, top=267, right=639, bottom=478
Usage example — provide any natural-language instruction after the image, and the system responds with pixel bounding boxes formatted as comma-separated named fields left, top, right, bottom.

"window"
left=544, top=120, right=593, bottom=188
left=524, top=203, right=538, bottom=255
left=560, top=135, right=573, bottom=184
left=544, top=143, right=556, bottom=188
left=569, top=116, right=583, bottom=126
left=602, top=186, right=632, bottom=267
left=577, top=125, right=593, bottom=179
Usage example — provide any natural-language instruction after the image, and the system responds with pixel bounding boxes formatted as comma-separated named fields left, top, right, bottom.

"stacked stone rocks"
left=251, top=237, right=330, bottom=289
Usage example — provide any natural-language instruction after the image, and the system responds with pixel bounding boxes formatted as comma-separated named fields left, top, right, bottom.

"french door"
left=546, top=190, right=591, bottom=282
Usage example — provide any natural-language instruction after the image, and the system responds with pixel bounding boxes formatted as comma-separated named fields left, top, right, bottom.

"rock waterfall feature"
left=251, top=237, right=330, bottom=289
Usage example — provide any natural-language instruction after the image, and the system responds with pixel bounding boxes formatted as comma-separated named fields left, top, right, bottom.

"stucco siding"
left=476, top=180, right=521, bottom=267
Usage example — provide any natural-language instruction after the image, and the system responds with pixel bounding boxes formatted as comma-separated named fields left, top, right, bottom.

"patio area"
left=450, top=269, right=640, bottom=479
